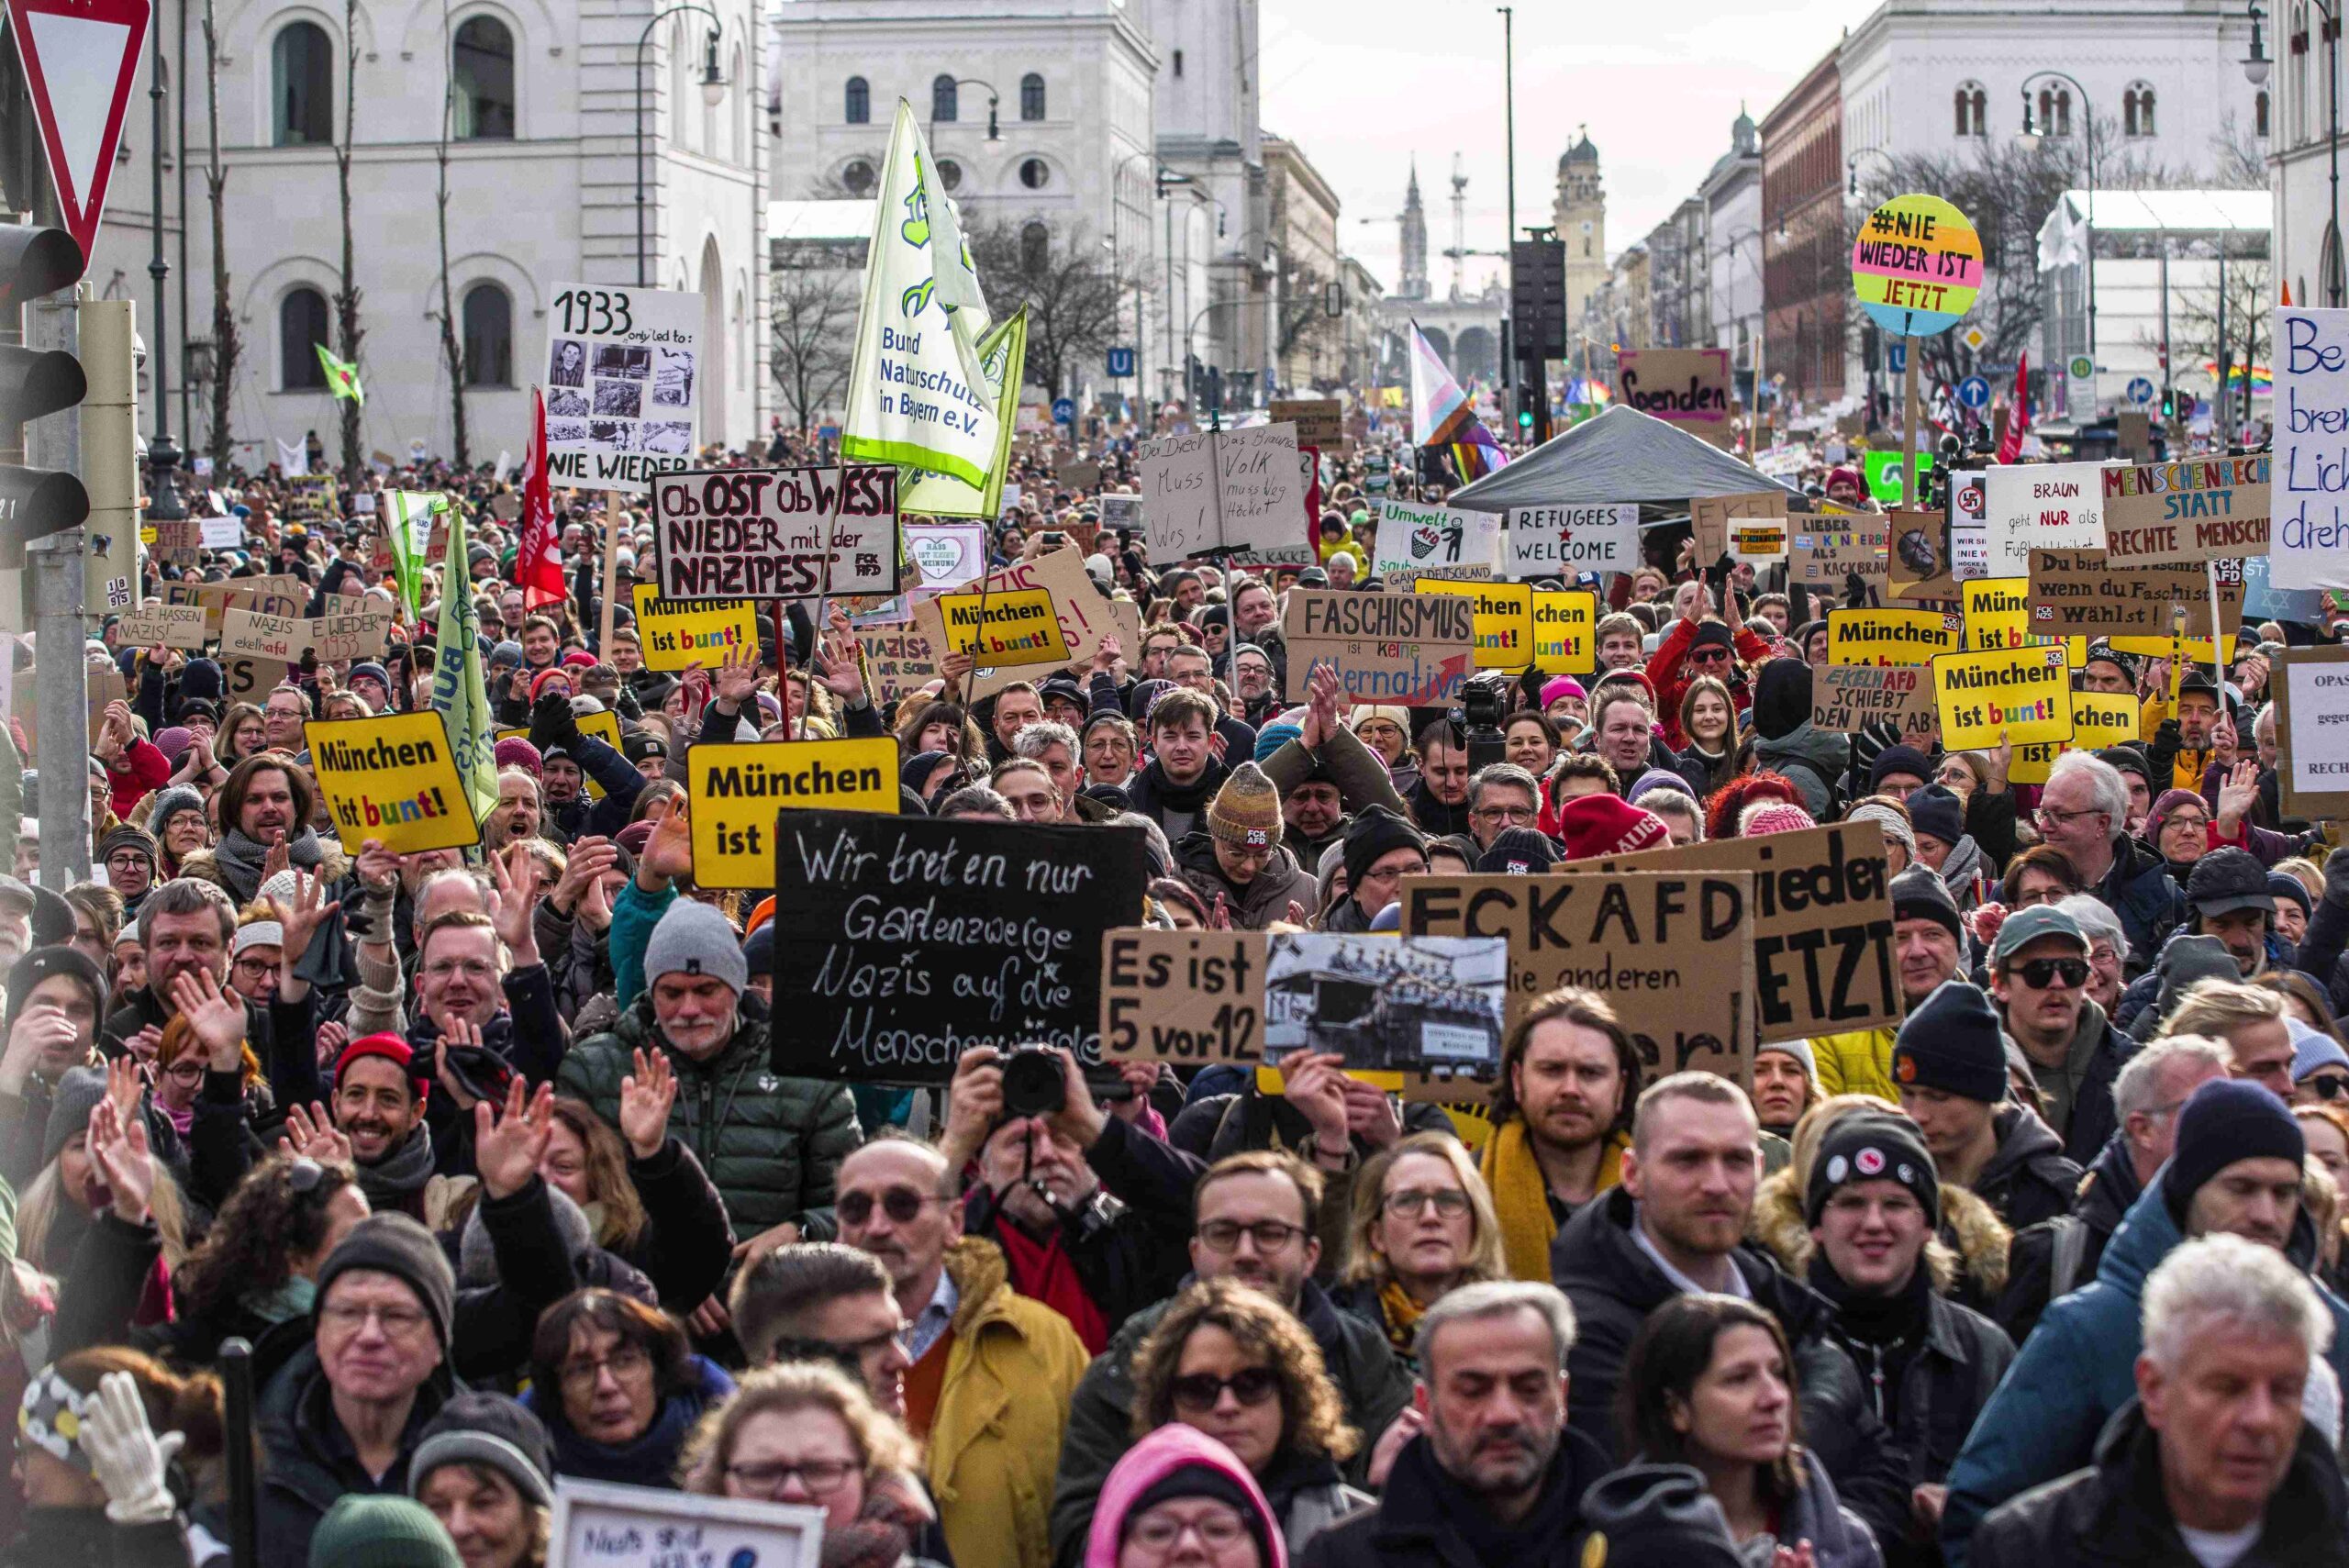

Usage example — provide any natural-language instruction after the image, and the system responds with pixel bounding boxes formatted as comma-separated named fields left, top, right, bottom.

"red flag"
left=1996, top=351, right=2031, bottom=464
left=518, top=385, right=564, bottom=608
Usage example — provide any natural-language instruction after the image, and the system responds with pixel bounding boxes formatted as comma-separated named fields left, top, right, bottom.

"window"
left=2258, top=88, right=2271, bottom=139
left=846, top=75, right=869, bottom=123
left=1020, top=221, right=1050, bottom=272
left=272, top=21, right=333, bottom=145
left=1019, top=157, right=1050, bottom=189
left=451, top=17, right=515, bottom=139
left=1954, top=81, right=1986, bottom=137
left=1173, top=50, right=1183, bottom=77
left=841, top=159, right=875, bottom=195
left=281, top=287, right=330, bottom=388
left=932, top=75, right=958, bottom=121
left=462, top=283, right=513, bottom=386
left=2124, top=81, right=2156, bottom=137
left=1020, top=72, right=1045, bottom=121
left=936, top=158, right=963, bottom=191
left=2037, top=85, right=2072, bottom=137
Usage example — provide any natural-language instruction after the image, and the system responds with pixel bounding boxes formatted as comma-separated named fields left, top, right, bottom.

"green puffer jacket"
left=558, top=993, right=863, bottom=1238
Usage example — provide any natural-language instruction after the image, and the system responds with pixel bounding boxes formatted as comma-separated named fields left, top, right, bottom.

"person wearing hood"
left=1986, top=907, right=2130, bottom=1164
left=1321, top=808, right=1426, bottom=935
left=522, top=1287, right=734, bottom=1486
left=1892, top=981, right=2083, bottom=1231
left=1940, top=1080, right=2349, bottom=1565
left=1089, top=1425, right=1287, bottom=1568
left=1174, top=765, right=1316, bottom=932
left=1124, top=690, right=1235, bottom=846
left=1908, top=786, right=1988, bottom=909
left=1747, top=660, right=1846, bottom=820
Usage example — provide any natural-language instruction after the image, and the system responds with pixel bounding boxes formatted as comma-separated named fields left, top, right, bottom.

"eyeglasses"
left=1126, top=1509, right=1253, bottom=1555
left=162, top=1061, right=206, bottom=1084
left=2161, top=812, right=2211, bottom=832
left=837, top=1186, right=952, bottom=1227
left=1382, top=1186, right=1472, bottom=1218
left=2011, top=957, right=2090, bottom=990
left=559, top=1343, right=652, bottom=1392
left=421, top=959, right=498, bottom=983
left=319, top=1302, right=431, bottom=1339
left=1168, top=1366, right=1281, bottom=1413
left=233, top=955, right=276, bottom=978
left=2036, top=805, right=2108, bottom=828
left=2306, top=1073, right=2349, bottom=1102
left=724, top=1459, right=858, bottom=1497
left=1473, top=805, right=1537, bottom=824
left=1195, top=1218, right=1306, bottom=1254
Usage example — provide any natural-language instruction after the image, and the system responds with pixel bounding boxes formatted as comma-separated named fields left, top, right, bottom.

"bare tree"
left=332, top=0, right=364, bottom=480
left=966, top=219, right=1122, bottom=397
left=770, top=264, right=857, bottom=430
left=1275, top=257, right=1340, bottom=385
left=2166, top=248, right=2272, bottom=442
left=434, top=0, right=469, bottom=468
left=200, top=0, right=238, bottom=468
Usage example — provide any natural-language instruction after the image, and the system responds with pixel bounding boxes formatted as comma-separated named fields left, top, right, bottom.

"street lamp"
left=2247, top=1, right=2341, bottom=303
left=1845, top=147, right=1898, bottom=197
left=1108, top=149, right=1157, bottom=409
left=2019, top=71, right=2100, bottom=353
left=635, top=5, right=728, bottom=287
left=930, top=78, right=1002, bottom=146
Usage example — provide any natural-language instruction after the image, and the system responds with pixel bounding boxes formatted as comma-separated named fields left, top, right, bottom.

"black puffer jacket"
left=1970, top=1106, right=2083, bottom=1233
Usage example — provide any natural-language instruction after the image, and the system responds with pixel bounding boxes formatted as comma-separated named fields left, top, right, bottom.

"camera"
left=1448, top=673, right=1514, bottom=773
left=1000, top=1045, right=1067, bottom=1118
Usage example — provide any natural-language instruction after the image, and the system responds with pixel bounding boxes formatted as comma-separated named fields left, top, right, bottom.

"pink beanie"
left=1742, top=801, right=1819, bottom=837
left=1540, top=675, right=1587, bottom=708
left=494, top=737, right=542, bottom=776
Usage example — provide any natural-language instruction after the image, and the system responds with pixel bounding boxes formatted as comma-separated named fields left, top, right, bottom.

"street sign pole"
left=28, top=528, right=90, bottom=890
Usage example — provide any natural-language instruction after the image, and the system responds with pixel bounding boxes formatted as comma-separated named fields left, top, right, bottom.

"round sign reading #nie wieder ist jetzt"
left=1851, top=192, right=1983, bottom=338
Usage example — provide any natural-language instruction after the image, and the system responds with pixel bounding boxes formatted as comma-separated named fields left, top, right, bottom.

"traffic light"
left=1508, top=238, right=1568, bottom=359
left=0, top=226, right=90, bottom=568
left=2159, top=385, right=2177, bottom=420
left=1518, top=406, right=1534, bottom=431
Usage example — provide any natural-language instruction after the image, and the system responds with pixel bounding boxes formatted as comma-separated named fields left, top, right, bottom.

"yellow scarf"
left=1377, top=1278, right=1428, bottom=1354
left=1480, top=1118, right=1625, bottom=1282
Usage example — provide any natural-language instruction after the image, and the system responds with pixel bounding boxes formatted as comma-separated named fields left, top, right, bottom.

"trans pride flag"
left=1409, top=323, right=1510, bottom=481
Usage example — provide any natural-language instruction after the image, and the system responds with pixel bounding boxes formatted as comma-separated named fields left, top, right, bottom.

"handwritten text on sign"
left=2100, top=456, right=2272, bottom=563
left=650, top=464, right=899, bottom=600
left=1504, top=504, right=1640, bottom=578
left=1850, top=193, right=1983, bottom=337
left=1282, top=590, right=1475, bottom=706
left=2274, top=645, right=2349, bottom=817
left=2273, top=308, right=2349, bottom=590
left=1983, top=463, right=2104, bottom=577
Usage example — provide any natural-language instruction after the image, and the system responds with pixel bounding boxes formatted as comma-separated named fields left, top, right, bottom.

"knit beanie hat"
left=97, top=824, right=157, bottom=872
left=2152, top=934, right=2239, bottom=1019
left=1907, top=784, right=1965, bottom=847
left=1477, top=827, right=1563, bottom=875
left=644, top=899, right=749, bottom=995
left=2290, top=1018, right=2349, bottom=1084
left=174, top=657, right=224, bottom=708
left=410, top=1393, right=554, bottom=1509
left=1576, top=1464, right=1743, bottom=1568
left=1627, top=769, right=1699, bottom=806
left=528, top=666, right=571, bottom=703
left=1556, top=794, right=1671, bottom=862
left=1119, top=1456, right=1279, bottom=1568
left=741, top=922, right=776, bottom=982
left=316, top=1214, right=458, bottom=1350
left=149, top=785, right=206, bottom=840
left=492, top=737, right=542, bottom=776
left=151, top=727, right=194, bottom=765
left=335, top=1033, right=430, bottom=1106
left=2145, top=788, right=2208, bottom=847
left=1889, top=865, right=1963, bottom=943
left=1756, top=1039, right=1818, bottom=1084
left=349, top=662, right=391, bottom=693
left=1207, top=762, right=1284, bottom=852
left=1806, top=1110, right=1939, bottom=1226
left=1341, top=805, right=1426, bottom=895
left=1741, top=801, right=1818, bottom=837
left=1845, top=801, right=1916, bottom=860
left=1252, top=721, right=1303, bottom=765
left=4, top=946, right=109, bottom=1053
left=1869, top=745, right=1933, bottom=792
left=308, top=1495, right=462, bottom=1568
left=1539, top=676, right=1587, bottom=709
left=2164, top=1079, right=2304, bottom=1217
left=1891, top=980, right=2008, bottom=1104
left=2270, top=872, right=2315, bottom=921
left=40, top=1066, right=108, bottom=1172
left=1750, top=659, right=1812, bottom=743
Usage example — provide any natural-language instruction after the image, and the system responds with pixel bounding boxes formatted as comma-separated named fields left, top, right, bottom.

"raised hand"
left=355, top=838, right=400, bottom=896
left=433, top=1018, right=487, bottom=1111
left=551, top=837, right=618, bottom=916
left=1, top=1003, right=77, bottom=1094
left=618, top=1047, right=678, bottom=1160
left=267, top=867, right=343, bottom=971
left=169, top=968, right=248, bottom=1071
left=313, top=1018, right=351, bottom=1073
left=813, top=630, right=865, bottom=703
left=1091, top=633, right=1123, bottom=676
left=642, top=804, right=694, bottom=885
left=1279, top=1050, right=1353, bottom=1153
left=79, top=1370, right=182, bottom=1526
left=2217, top=757, right=2262, bottom=829
left=711, top=642, right=762, bottom=708
left=486, top=841, right=542, bottom=961
left=261, top=833, right=290, bottom=890
left=103, top=1055, right=144, bottom=1125
left=277, top=1100, right=353, bottom=1166
left=578, top=861, right=615, bottom=932
left=86, top=1097, right=156, bottom=1227
left=473, top=1078, right=556, bottom=1200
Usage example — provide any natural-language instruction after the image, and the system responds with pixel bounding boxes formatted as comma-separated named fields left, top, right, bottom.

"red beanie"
left=335, top=1032, right=429, bottom=1106
left=529, top=666, right=573, bottom=703
left=1742, top=802, right=1819, bottom=837
left=1556, top=794, right=1671, bottom=862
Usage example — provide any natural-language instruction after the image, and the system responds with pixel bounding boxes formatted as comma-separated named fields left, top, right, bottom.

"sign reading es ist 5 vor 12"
left=1851, top=193, right=1982, bottom=337
left=540, top=284, right=701, bottom=495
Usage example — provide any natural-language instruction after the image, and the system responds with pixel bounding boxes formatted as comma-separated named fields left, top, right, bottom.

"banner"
left=2100, top=456, right=2271, bottom=563
left=428, top=509, right=500, bottom=828
left=1789, top=517, right=1888, bottom=606
left=516, top=385, right=564, bottom=608
left=2026, top=548, right=2241, bottom=638
left=305, top=713, right=480, bottom=854
left=898, top=306, right=1030, bottom=520
left=2272, top=645, right=2349, bottom=817
left=540, top=283, right=701, bottom=493
left=1983, top=462, right=2104, bottom=576
left=1375, top=498, right=1500, bottom=579
left=649, top=465, right=900, bottom=600
left=1502, top=504, right=1640, bottom=579
left=381, top=491, right=446, bottom=622
left=2244, top=552, right=2332, bottom=623
left=1616, top=349, right=1733, bottom=447
left=1281, top=590, right=1475, bottom=705
left=1932, top=643, right=2072, bottom=750
left=2012, top=690, right=2142, bottom=784
left=685, top=739, right=899, bottom=887
left=630, top=583, right=760, bottom=673
left=1136, top=425, right=1308, bottom=564
left=768, top=811, right=1151, bottom=1082
left=1417, top=579, right=1532, bottom=671
left=1827, top=606, right=1960, bottom=665
left=1532, top=590, right=1598, bottom=675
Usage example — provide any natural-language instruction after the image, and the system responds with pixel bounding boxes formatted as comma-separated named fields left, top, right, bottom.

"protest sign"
left=1850, top=192, right=1983, bottom=337
left=305, top=713, right=481, bottom=854
left=2244, top=553, right=2331, bottom=623
left=2100, top=456, right=2271, bottom=563
left=1135, top=424, right=1306, bottom=563
left=909, top=548, right=1136, bottom=702
left=685, top=738, right=899, bottom=887
left=1730, top=516, right=1789, bottom=566
left=1401, top=871, right=1758, bottom=1084
left=1532, top=590, right=1598, bottom=674
left=117, top=603, right=207, bottom=651
left=1418, top=579, right=1533, bottom=671
left=1983, top=462, right=2104, bottom=576
left=551, top=1478, right=822, bottom=1568
left=1932, top=643, right=2072, bottom=750
left=1883, top=509, right=1961, bottom=602
left=496, top=710, right=624, bottom=800
left=1057, top=462, right=1102, bottom=493
left=2274, top=307, right=2349, bottom=590
left=648, top=464, right=900, bottom=600
left=1102, top=929, right=1268, bottom=1068
left=1962, top=577, right=2037, bottom=651
left=1263, top=933, right=1508, bottom=1100
left=1097, top=494, right=1142, bottom=532
left=1616, top=349, right=1733, bottom=445
left=164, top=576, right=305, bottom=636
left=2107, top=630, right=2238, bottom=665
left=630, top=583, right=760, bottom=673
left=1810, top=662, right=1940, bottom=742
left=857, top=621, right=940, bottom=707
left=1281, top=590, right=1475, bottom=705
left=930, top=587, right=1072, bottom=666
left=540, top=283, right=701, bottom=494
left=768, top=811, right=1151, bottom=1083
left=219, top=656, right=292, bottom=706
left=219, top=609, right=310, bottom=663
left=1690, top=491, right=1787, bottom=563
left=1375, top=498, right=1500, bottom=579
left=1827, top=606, right=1960, bottom=665
left=1789, top=517, right=1889, bottom=605
left=903, top=521, right=986, bottom=600
left=312, top=605, right=394, bottom=662
left=1502, top=504, right=1640, bottom=578
left=1270, top=397, right=1344, bottom=447
left=2026, top=549, right=2241, bottom=638
left=2272, top=644, right=2349, bottom=817
left=2012, top=690, right=2142, bottom=784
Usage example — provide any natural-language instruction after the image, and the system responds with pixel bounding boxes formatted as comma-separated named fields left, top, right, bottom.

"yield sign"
left=5, top=0, right=152, bottom=275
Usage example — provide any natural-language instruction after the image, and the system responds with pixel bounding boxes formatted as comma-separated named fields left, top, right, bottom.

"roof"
left=1448, top=406, right=1803, bottom=513
left=1559, top=132, right=1598, bottom=172
left=2036, top=188, right=2269, bottom=273
left=767, top=199, right=874, bottom=243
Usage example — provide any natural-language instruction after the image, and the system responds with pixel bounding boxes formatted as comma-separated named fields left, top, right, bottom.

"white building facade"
left=1699, top=111, right=1765, bottom=411
left=1148, top=0, right=1271, bottom=409
left=2267, top=0, right=2349, bottom=306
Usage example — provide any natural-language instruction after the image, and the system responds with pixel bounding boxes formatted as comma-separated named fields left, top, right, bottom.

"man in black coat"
left=1895, top=980, right=2083, bottom=1232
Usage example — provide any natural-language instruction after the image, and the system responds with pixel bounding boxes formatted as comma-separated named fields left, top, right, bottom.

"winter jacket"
left=1647, top=616, right=1770, bottom=750
left=1968, top=1105, right=2083, bottom=1233
left=100, top=738, right=170, bottom=822
left=1050, top=1278, right=1414, bottom=1568
left=2114, top=920, right=2349, bottom=1040
left=1994, top=1133, right=2142, bottom=1346
left=605, top=1136, right=738, bottom=1311
left=521, top=1353, right=735, bottom=1485
left=1939, top=1167, right=2349, bottom=1564
left=2, top=1508, right=193, bottom=1568
left=2010, top=1001, right=2132, bottom=1166
left=1122, top=755, right=1234, bottom=846
left=2087, top=838, right=2188, bottom=982
left=1295, top=1425, right=1616, bottom=1568
left=1174, top=831, right=1317, bottom=930
left=239, top=1340, right=451, bottom=1567
left=1753, top=721, right=1851, bottom=819
left=1969, top=1400, right=2349, bottom=1568
left=1748, top=1161, right=2017, bottom=1328
left=557, top=990, right=863, bottom=1238
left=1811, top=1026, right=1898, bottom=1101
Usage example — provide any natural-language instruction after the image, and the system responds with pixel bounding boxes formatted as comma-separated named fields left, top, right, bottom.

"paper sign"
left=685, top=738, right=899, bottom=887
left=932, top=587, right=1073, bottom=666
left=1135, top=424, right=1307, bottom=563
left=1811, top=662, right=1940, bottom=742
left=1504, top=504, right=1640, bottom=578
left=910, top=548, right=1135, bottom=702
left=1984, top=463, right=2105, bottom=576
left=1375, top=498, right=1500, bottom=579
left=219, top=609, right=310, bottom=662
left=1932, top=644, right=2073, bottom=750
left=1101, top=929, right=1268, bottom=1066
left=1884, top=509, right=1961, bottom=602
left=904, top=521, right=987, bottom=600
left=1270, top=398, right=1344, bottom=447
left=1730, top=517, right=1788, bottom=565
left=1402, top=871, right=1759, bottom=1084
left=1419, top=579, right=1533, bottom=671
left=631, top=583, right=760, bottom=672
left=2011, top=690, right=2142, bottom=784
left=1617, top=349, right=1734, bottom=445
left=1789, top=517, right=1889, bottom=606
left=1691, top=491, right=1787, bottom=563
left=2275, top=307, right=2349, bottom=590
left=1281, top=590, right=1475, bottom=706
left=1262, top=932, right=1508, bottom=1099
left=1962, top=577, right=2039, bottom=651
left=1851, top=192, right=1983, bottom=337
left=1828, top=606, right=1961, bottom=665
left=2026, top=549, right=2242, bottom=638
left=2100, top=456, right=2272, bottom=563
left=551, top=1479, right=822, bottom=1568
left=305, top=713, right=481, bottom=854
left=312, top=606, right=394, bottom=662
left=648, top=464, right=900, bottom=600
left=2273, top=644, right=2349, bottom=817
left=857, top=622, right=941, bottom=707
left=1532, top=590, right=1598, bottom=675
left=540, top=283, right=703, bottom=495
left=118, top=603, right=207, bottom=651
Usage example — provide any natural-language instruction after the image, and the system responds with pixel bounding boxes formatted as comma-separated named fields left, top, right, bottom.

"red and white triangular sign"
left=5, top=0, right=151, bottom=276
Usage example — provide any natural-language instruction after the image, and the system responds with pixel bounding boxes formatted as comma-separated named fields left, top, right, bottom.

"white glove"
left=80, top=1371, right=183, bottom=1527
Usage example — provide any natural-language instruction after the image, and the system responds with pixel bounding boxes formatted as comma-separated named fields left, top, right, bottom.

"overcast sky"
left=1256, top=0, right=1883, bottom=295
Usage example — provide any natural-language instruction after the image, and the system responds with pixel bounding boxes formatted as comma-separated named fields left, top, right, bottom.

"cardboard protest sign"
left=685, top=738, right=899, bottom=887
left=1962, top=577, right=2038, bottom=651
left=2012, top=690, right=2142, bottom=785
left=312, top=606, right=395, bottom=662
left=2027, top=548, right=2243, bottom=638
left=1270, top=397, right=1344, bottom=447
left=1532, top=590, right=1598, bottom=675
left=219, top=609, right=310, bottom=663
left=1789, top=517, right=1888, bottom=606
left=1282, top=590, right=1475, bottom=705
left=1102, top=929, right=1268, bottom=1068
left=2275, top=307, right=2349, bottom=590
left=1617, top=349, right=1733, bottom=446
left=1503, top=504, right=1640, bottom=578
left=117, top=603, right=207, bottom=651
left=856, top=621, right=940, bottom=707
left=1983, top=463, right=2105, bottom=577
left=1810, top=663, right=1940, bottom=742
left=305, top=713, right=481, bottom=854
left=1375, top=498, right=1500, bottom=579
left=1056, top=462, right=1102, bottom=493
left=2271, top=644, right=2349, bottom=817
left=219, top=657, right=292, bottom=706
left=630, top=583, right=760, bottom=672
left=1419, top=579, right=1532, bottom=671
left=1401, top=870, right=1758, bottom=1083
left=1690, top=491, right=1787, bottom=563
left=1882, top=509, right=1961, bottom=602
left=768, top=811, right=1151, bottom=1083
left=164, top=577, right=304, bottom=637
left=1827, top=607, right=1960, bottom=665
left=909, top=548, right=1133, bottom=701
left=2100, top=456, right=2271, bottom=564
left=551, top=1478, right=822, bottom=1568
left=1262, top=932, right=1508, bottom=1101
left=1932, top=643, right=2072, bottom=750
left=649, top=464, right=900, bottom=600
left=1135, top=424, right=1307, bottom=563
left=540, top=283, right=702, bottom=494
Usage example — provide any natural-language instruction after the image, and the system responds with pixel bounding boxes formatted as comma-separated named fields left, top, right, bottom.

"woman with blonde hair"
left=1128, top=1279, right=1369, bottom=1556
left=30, top=1074, right=190, bottom=1352
left=1333, top=1133, right=1505, bottom=1358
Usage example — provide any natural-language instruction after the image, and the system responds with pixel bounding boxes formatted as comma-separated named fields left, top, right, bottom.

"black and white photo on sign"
left=1263, top=932, right=1508, bottom=1078
left=638, top=421, right=694, bottom=455
left=587, top=419, right=633, bottom=450
left=548, top=339, right=586, bottom=385
left=592, top=379, right=644, bottom=417
left=546, top=386, right=589, bottom=418
left=547, top=419, right=589, bottom=444
left=593, top=344, right=651, bottom=379
left=651, top=348, right=696, bottom=406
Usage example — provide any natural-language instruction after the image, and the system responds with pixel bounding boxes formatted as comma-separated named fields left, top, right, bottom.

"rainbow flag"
left=2200, top=360, right=2272, bottom=394
left=1409, top=323, right=1510, bottom=480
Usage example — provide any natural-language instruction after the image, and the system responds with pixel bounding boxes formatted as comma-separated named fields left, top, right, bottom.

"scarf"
left=1937, top=834, right=1987, bottom=905
left=1140, top=755, right=1228, bottom=817
left=212, top=825, right=326, bottom=901
left=1395, top=1417, right=1588, bottom=1568
left=1480, top=1118, right=1624, bottom=1283
left=994, top=1218, right=1108, bottom=1354
left=242, top=1273, right=317, bottom=1325
left=821, top=1469, right=935, bottom=1568
left=1376, top=1277, right=1428, bottom=1354
left=356, top=1126, right=438, bottom=1219
left=530, top=1361, right=734, bottom=1485
left=1406, top=776, right=1472, bottom=837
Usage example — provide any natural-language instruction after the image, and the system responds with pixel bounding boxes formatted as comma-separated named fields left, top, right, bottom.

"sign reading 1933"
left=539, top=282, right=703, bottom=495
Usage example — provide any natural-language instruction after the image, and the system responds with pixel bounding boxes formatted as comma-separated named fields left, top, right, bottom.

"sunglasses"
left=1687, top=646, right=1731, bottom=663
left=1168, top=1367, right=1281, bottom=1413
left=837, top=1186, right=952, bottom=1227
left=2012, top=957, right=2090, bottom=989
left=2307, top=1073, right=2349, bottom=1102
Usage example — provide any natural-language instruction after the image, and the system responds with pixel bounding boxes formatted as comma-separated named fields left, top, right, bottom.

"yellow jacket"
left=1809, top=1027, right=1899, bottom=1102
left=927, top=1237, right=1093, bottom=1568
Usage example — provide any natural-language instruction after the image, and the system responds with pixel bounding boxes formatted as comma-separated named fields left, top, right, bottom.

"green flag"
left=317, top=344, right=364, bottom=405
left=382, top=490, right=445, bottom=623
left=898, top=306, right=1029, bottom=520
left=429, top=507, right=498, bottom=833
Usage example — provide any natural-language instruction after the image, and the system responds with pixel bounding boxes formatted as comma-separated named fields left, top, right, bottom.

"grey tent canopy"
left=1447, top=405, right=1805, bottom=515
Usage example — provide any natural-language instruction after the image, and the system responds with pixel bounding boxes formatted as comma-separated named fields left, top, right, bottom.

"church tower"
left=1553, top=128, right=1606, bottom=348
left=1399, top=160, right=1429, bottom=302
